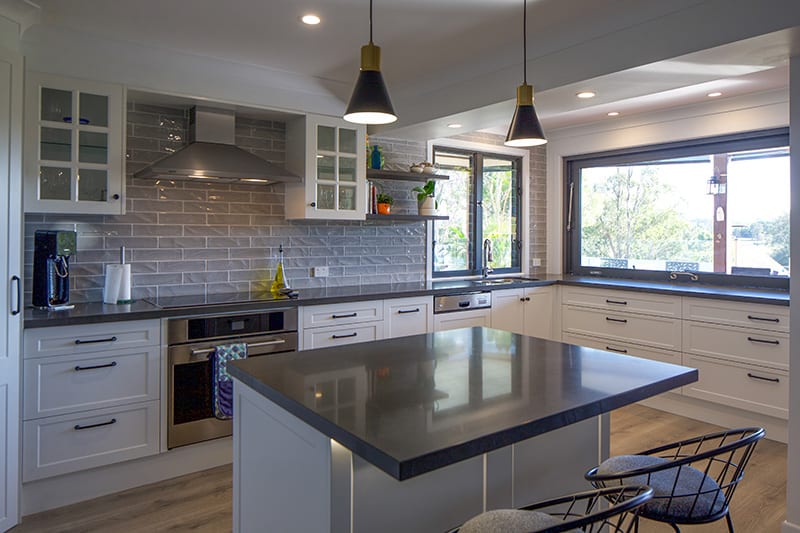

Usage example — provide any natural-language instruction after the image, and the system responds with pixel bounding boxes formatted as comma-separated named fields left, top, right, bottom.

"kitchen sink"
left=472, top=277, right=539, bottom=285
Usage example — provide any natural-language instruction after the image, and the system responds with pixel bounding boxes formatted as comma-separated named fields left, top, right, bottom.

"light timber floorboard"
left=12, top=404, right=786, bottom=532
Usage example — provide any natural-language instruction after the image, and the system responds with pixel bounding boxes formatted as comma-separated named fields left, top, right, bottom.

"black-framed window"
left=432, top=146, right=522, bottom=277
left=564, top=128, right=790, bottom=288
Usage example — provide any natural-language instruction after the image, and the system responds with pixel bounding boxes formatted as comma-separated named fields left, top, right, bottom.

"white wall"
left=543, top=89, right=789, bottom=274
left=784, top=56, right=800, bottom=533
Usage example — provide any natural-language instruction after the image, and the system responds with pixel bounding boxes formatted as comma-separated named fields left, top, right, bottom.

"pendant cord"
left=523, top=0, right=527, bottom=84
left=369, top=0, right=374, bottom=44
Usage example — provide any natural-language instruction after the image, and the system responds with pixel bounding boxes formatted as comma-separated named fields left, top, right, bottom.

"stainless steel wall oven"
left=167, top=308, right=298, bottom=448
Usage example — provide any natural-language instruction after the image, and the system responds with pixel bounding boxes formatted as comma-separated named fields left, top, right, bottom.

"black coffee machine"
left=33, top=230, right=77, bottom=309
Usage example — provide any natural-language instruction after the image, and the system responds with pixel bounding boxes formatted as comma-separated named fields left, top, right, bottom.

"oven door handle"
left=189, top=339, right=287, bottom=358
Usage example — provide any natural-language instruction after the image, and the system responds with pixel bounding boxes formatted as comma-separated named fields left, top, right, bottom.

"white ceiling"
left=15, top=0, right=800, bottom=138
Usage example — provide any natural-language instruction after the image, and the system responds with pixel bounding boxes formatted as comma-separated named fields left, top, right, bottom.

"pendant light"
left=343, top=0, right=397, bottom=125
left=504, top=0, right=546, bottom=147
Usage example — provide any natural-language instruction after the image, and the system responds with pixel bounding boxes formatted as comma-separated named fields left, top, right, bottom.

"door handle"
left=605, top=346, right=628, bottom=354
left=746, top=337, right=779, bottom=345
left=747, top=373, right=780, bottom=383
left=398, top=308, right=420, bottom=314
left=747, top=315, right=780, bottom=323
left=75, top=361, right=117, bottom=371
left=331, top=332, right=357, bottom=339
left=10, top=275, right=20, bottom=316
left=74, top=418, right=117, bottom=431
left=332, top=312, right=357, bottom=319
left=75, top=336, right=118, bottom=345
left=605, top=317, right=628, bottom=324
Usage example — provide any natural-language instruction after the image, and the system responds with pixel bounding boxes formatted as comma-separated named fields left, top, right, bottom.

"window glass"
left=566, top=130, right=789, bottom=286
left=433, top=147, right=522, bottom=277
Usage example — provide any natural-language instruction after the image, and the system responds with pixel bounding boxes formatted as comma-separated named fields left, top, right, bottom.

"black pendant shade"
left=343, top=0, right=397, bottom=125
left=344, top=68, right=397, bottom=125
left=504, top=0, right=546, bottom=147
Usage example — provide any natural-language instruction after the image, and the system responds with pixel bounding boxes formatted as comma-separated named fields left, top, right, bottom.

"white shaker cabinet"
left=285, top=114, right=366, bottom=220
left=22, top=320, right=160, bottom=481
left=301, top=300, right=384, bottom=350
left=384, top=296, right=433, bottom=339
left=24, top=72, right=125, bottom=214
left=491, top=286, right=555, bottom=340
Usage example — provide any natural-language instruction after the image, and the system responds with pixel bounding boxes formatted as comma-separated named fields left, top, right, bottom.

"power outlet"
left=531, top=258, right=542, bottom=267
left=312, top=266, right=329, bottom=277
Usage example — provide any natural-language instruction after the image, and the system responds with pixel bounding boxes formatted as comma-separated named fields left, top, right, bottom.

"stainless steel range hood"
left=133, top=106, right=300, bottom=183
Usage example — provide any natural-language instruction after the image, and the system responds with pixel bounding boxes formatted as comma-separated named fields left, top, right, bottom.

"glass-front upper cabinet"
left=285, top=114, right=366, bottom=220
left=24, top=72, right=124, bottom=214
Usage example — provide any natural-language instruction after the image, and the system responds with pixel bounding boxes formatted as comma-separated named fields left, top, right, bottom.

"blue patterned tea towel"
left=212, top=342, right=247, bottom=420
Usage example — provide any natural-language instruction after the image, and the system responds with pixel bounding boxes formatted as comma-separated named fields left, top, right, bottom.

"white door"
left=490, top=289, right=525, bottom=335
left=0, top=46, right=23, bottom=532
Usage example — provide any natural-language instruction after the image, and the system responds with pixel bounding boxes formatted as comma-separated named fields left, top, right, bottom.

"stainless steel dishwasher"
left=433, top=291, right=492, bottom=331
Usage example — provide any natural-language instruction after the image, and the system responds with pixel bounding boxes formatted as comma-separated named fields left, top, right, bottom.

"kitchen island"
left=228, top=327, right=697, bottom=533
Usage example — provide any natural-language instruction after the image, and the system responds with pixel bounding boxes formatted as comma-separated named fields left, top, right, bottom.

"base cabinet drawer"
left=683, top=355, right=788, bottom=419
left=683, top=321, right=788, bottom=370
left=562, top=306, right=681, bottom=351
left=302, top=301, right=383, bottom=328
left=24, top=319, right=160, bottom=358
left=561, top=286, right=681, bottom=318
left=303, top=322, right=383, bottom=350
left=23, top=346, right=160, bottom=420
left=562, top=333, right=682, bottom=367
left=23, top=400, right=160, bottom=481
left=433, top=309, right=491, bottom=332
left=682, top=297, right=789, bottom=332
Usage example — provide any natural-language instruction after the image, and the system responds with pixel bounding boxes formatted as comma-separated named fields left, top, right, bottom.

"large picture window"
left=432, top=146, right=523, bottom=277
left=565, top=128, right=789, bottom=288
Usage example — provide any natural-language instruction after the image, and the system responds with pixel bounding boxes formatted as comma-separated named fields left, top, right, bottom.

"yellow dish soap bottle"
left=271, top=244, right=290, bottom=295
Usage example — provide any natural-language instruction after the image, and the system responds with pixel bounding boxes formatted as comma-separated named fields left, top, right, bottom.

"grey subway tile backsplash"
left=24, top=104, right=546, bottom=303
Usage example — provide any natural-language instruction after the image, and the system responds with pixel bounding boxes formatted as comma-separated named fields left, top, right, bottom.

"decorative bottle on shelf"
left=370, top=145, right=384, bottom=170
left=270, top=244, right=290, bottom=295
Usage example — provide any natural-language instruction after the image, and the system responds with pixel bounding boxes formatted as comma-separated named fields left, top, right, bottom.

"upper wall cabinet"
left=24, top=72, right=125, bottom=214
left=285, top=114, right=366, bottom=220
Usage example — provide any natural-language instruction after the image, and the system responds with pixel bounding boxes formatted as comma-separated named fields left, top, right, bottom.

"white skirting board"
left=639, top=393, right=788, bottom=443
left=21, top=437, right=232, bottom=515
left=783, top=521, right=800, bottom=533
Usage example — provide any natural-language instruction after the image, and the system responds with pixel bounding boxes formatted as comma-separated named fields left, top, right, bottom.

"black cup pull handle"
left=332, top=332, right=358, bottom=339
left=75, top=336, right=118, bottom=345
left=332, top=313, right=357, bottom=319
left=75, top=361, right=117, bottom=372
left=605, top=317, right=628, bottom=324
left=747, top=315, right=780, bottom=323
left=398, top=308, right=420, bottom=314
left=747, top=373, right=780, bottom=383
left=747, top=337, right=780, bottom=345
left=74, top=418, right=117, bottom=431
left=10, top=275, right=20, bottom=316
left=605, top=346, right=628, bottom=354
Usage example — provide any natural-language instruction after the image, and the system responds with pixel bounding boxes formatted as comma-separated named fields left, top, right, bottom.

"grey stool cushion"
left=459, top=509, right=580, bottom=533
left=596, top=455, right=725, bottom=520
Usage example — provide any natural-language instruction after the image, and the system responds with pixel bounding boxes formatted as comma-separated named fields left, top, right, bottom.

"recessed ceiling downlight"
left=607, top=111, right=619, bottom=117
left=576, top=91, right=596, bottom=99
left=301, top=14, right=321, bottom=25
left=707, top=91, right=723, bottom=97
left=447, top=123, right=462, bottom=129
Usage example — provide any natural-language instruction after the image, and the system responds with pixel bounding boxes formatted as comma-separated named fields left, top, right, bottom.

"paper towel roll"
left=118, top=263, right=132, bottom=303
left=104, top=265, right=123, bottom=304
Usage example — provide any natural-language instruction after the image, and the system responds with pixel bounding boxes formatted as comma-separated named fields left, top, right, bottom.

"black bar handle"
left=747, top=315, right=780, bottom=323
left=606, top=299, right=627, bottom=305
left=332, top=332, right=357, bottom=339
left=75, top=361, right=117, bottom=372
left=605, top=317, right=628, bottom=324
left=605, top=346, right=628, bottom=354
left=332, top=313, right=357, bottom=319
left=75, top=336, right=118, bottom=345
left=74, top=418, right=117, bottom=431
left=398, top=308, right=420, bottom=314
left=747, top=373, right=780, bottom=383
left=747, top=336, right=780, bottom=345
left=10, top=275, right=20, bottom=316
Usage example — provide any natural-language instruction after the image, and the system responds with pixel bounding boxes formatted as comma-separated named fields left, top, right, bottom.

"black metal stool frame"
left=585, top=427, right=765, bottom=532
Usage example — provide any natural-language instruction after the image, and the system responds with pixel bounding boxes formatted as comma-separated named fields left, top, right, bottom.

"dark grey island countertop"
left=228, top=327, right=698, bottom=480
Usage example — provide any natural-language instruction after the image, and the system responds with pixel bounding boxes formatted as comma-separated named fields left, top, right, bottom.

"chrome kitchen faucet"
left=482, top=238, right=493, bottom=278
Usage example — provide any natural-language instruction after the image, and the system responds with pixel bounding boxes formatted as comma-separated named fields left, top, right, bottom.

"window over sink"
left=430, top=142, right=527, bottom=278
left=565, top=128, right=790, bottom=288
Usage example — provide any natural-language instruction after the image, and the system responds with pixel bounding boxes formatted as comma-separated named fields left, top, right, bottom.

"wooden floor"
left=13, top=404, right=787, bottom=532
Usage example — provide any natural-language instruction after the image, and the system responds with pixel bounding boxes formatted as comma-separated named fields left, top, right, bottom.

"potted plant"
left=412, top=180, right=437, bottom=216
left=376, top=193, right=393, bottom=214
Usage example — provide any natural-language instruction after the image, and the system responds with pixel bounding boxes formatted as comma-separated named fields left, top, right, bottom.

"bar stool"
left=585, top=427, right=764, bottom=532
left=447, top=485, right=653, bottom=533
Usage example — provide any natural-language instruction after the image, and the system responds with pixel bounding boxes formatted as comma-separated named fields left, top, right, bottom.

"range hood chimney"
left=133, top=106, right=300, bottom=184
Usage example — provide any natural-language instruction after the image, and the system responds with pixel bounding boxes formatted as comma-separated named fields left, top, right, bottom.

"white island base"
left=233, top=382, right=609, bottom=533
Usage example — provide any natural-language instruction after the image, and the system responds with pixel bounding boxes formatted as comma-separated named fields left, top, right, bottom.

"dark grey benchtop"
left=23, top=275, right=788, bottom=328
left=228, top=327, right=698, bottom=480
